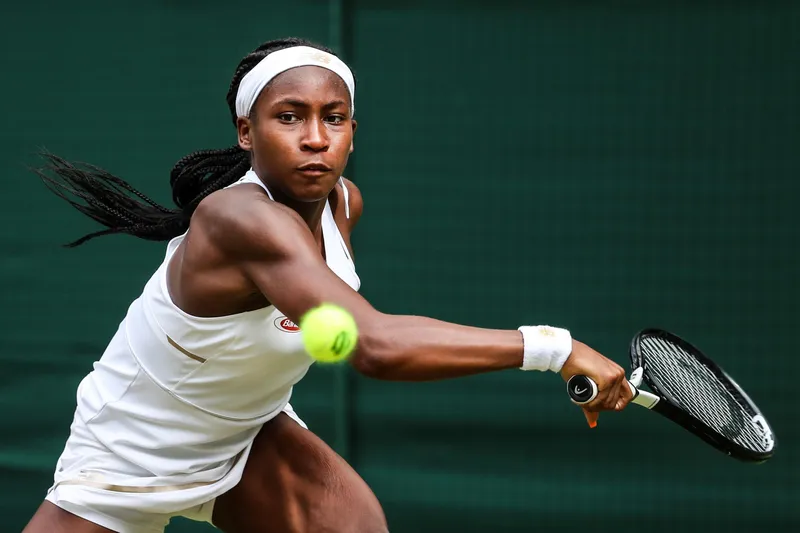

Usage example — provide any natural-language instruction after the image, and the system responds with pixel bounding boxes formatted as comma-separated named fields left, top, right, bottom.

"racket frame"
left=631, top=328, right=776, bottom=463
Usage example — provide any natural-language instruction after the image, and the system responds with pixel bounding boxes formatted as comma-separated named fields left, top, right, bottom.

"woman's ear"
left=237, top=117, right=253, bottom=151
left=349, top=119, right=358, bottom=154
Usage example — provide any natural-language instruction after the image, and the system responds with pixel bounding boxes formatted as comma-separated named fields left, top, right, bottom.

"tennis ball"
left=299, top=303, right=359, bottom=363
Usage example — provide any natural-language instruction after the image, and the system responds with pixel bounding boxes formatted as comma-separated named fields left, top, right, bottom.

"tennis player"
left=23, top=37, right=633, bottom=533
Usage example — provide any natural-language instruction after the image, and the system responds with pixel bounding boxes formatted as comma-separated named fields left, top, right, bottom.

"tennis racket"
left=567, top=328, right=776, bottom=463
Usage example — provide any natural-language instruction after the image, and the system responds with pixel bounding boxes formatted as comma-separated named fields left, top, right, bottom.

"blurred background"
left=1, top=1, right=798, bottom=532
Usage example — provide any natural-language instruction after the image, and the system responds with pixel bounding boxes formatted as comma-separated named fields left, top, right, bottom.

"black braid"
left=33, top=37, right=336, bottom=247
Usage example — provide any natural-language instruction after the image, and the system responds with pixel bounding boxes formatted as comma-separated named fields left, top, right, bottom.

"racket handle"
left=567, top=375, right=638, bottom=405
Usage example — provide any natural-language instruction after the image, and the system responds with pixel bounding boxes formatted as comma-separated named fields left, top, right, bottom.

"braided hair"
left=34, top=37, right=336, bottom=247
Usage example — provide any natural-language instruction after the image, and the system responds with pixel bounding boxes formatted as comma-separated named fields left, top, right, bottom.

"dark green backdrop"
left=1, top=1, right=797, bottom=532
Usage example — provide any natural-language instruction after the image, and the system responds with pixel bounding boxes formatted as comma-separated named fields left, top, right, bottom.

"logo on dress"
left=274, top=316, right=300, bottom=333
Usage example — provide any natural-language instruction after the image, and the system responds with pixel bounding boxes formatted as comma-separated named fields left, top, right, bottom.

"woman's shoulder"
left=191, top=185, right=310, bottom=259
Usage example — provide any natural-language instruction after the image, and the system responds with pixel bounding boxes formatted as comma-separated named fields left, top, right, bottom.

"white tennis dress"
left=44, top=170, right=360, bottom=533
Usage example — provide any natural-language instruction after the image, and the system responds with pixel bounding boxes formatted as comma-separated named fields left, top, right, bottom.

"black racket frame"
left=631, top=328, right=775, bottom=463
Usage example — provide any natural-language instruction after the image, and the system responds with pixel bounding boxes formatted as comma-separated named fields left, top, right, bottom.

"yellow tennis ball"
left=299, top=304, right=359, bottom=363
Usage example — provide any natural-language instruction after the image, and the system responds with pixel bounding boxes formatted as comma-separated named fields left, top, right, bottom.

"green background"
left=1, top=1, right=797, bottom=532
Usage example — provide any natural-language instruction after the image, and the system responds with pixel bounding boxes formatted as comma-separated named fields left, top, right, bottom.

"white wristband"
left=518, top=325, right=573, bottom=372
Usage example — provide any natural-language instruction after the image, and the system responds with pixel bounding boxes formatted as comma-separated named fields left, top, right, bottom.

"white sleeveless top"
left=74, top=170, right=359, bottom=478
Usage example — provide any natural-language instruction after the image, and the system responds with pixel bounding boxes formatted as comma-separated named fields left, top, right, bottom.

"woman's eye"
left=326, top=115, right=346, bottom=125
left=278, top=113, right=299, bottom=122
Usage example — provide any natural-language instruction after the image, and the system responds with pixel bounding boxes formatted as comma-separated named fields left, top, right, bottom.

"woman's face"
left=238, top=65, right=356, bottom=202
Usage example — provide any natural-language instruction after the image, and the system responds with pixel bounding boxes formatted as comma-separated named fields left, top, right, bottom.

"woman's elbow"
left=349, top=326, right=396, bottom=379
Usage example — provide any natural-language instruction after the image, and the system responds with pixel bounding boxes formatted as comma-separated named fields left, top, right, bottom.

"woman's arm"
left=196, top=191, right=631, bottom=414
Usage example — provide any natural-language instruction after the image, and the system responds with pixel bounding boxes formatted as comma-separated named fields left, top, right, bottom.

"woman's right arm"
left=197, top=193, right=632, bottom=415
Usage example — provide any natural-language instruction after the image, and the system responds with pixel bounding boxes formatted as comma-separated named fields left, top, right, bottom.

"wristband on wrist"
left=517, top=325, right=573, bottom=372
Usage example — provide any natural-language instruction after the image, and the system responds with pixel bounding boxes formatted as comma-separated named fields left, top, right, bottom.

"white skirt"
left=45, top=402, right=306, bottom=533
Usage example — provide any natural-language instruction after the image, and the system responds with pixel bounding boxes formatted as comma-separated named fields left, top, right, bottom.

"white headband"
left=235, top=46, right=355, bottom=118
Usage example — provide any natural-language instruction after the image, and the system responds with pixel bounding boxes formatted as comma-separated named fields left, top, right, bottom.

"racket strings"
left=640, top=336, right=769, bottom=452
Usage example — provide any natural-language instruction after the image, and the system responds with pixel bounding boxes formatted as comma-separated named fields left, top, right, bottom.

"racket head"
left=630, top=328, right=776, bottom=463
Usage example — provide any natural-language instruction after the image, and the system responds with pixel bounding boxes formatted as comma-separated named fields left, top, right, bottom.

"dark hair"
left=34, top=37, right=336, bottom=247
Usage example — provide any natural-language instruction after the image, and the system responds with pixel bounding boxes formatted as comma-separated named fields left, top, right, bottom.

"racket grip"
left=567, top=375, right=639, bottom=405
left=567, top=375, right=599, bottom=404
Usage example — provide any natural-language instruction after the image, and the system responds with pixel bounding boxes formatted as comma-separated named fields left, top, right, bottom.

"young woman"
left=23, top=37, right=632, bottom=533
